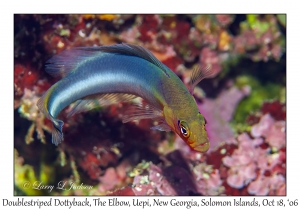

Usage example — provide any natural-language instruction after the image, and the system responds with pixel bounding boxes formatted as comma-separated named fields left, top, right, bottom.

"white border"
left=1, top=1, right=297, bottom=209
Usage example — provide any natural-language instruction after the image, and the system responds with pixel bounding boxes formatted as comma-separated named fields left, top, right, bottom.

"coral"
left=198, top=85, right=250, bottom=150
left=14, top=64, right=39, bottom=95
left=98, top=167, right=124, bottom=192
left=14, top=149, right=41, bottom=195
left=137, top=15, right=162, bottom=43
left=215, top=15, right=235, bottom=27
left=83, top=14, right=119, bottom=21
left=233, top=14, right=285, bottom=62
left=218, top=30, right=231, bottom=51
left=119, top=26, right=140, bottom=43
left=193, top=164, right=224, bottom=195
left=248, top=174, right=286, bottom=196
left=222, top=133, right=263, bottom=189
left=222, top=129, right=285, bottom=195
left=18, top=89, right=51, bottom=144
left=132, top=175, right=157, bottom=195
left=261, top=100, right=286, bottom=121
left=131, top=162, right=217, bottom=196
left=251, top=114, right=286, bottom=149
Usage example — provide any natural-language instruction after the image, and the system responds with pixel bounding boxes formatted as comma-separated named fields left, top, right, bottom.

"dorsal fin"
left=45, top=48, right=99, bottom=78
left=45, top=43, right=170, bottom=78
left=92, top=43, right=170, bottom=78
left=189, top=65, right=214, bottom=94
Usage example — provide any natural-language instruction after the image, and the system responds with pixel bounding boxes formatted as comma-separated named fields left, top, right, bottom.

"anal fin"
left=67, top=93, right=137, bottom=117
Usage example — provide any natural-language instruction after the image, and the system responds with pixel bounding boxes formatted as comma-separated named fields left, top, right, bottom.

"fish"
left=37, top=43, right=214, bottom=152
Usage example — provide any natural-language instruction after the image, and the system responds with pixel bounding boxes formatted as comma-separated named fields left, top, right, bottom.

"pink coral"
left=222, top=133, right=263, bottom=188
left=248, top=174, right=286, bottom=195
left=193, top=164, right=224, bottom=195
left=198, top=86, right=250, bottom=150
left=222, top=131, right=286, bottom=195
left=98, top=161, right=130, bottom=193
left=251, top=114, right=286, bottom=149
left=98, top=167, right=119, bottom=192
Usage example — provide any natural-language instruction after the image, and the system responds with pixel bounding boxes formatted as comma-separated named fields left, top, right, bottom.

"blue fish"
left=37, top=43, right=213, bottom=152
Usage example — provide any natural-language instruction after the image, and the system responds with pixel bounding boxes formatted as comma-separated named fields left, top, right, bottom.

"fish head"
left=163, top=106, right=210, bottom=152
left=177, top=113, right=210, bottom=153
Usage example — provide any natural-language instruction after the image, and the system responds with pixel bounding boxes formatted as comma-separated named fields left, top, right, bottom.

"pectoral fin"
left=151, top=120, right=172, bottom=132
left=121, top=102, right=163, bottom=123
left=189, top=65, right=214, bottom=95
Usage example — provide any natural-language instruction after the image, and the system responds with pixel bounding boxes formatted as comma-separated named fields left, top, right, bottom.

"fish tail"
left=52, top=119, right=64, bottom=145
left=37, top=90, right=64, bottom=145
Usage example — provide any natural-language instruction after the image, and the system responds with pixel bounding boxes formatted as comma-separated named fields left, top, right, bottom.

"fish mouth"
left=193, top=142, right=210, bottom=152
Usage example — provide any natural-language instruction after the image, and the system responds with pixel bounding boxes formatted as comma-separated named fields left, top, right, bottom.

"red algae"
left=138, top=15, right=161, bottom=43
left=80, top=153, right=103, bottom=180
left=261, top=100, right=286, bottom=121
left=14, top=64, right=39, bottom=94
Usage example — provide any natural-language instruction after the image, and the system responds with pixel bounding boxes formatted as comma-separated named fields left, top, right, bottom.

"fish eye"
left=178, top=120, right=190, bottom=138
left=181, top=126, right=188, bottom=136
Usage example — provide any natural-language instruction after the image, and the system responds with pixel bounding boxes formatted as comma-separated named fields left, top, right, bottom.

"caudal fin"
left=52, top=119, right=64, bottom=145
left=37, top=93, right=64, bottom=145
